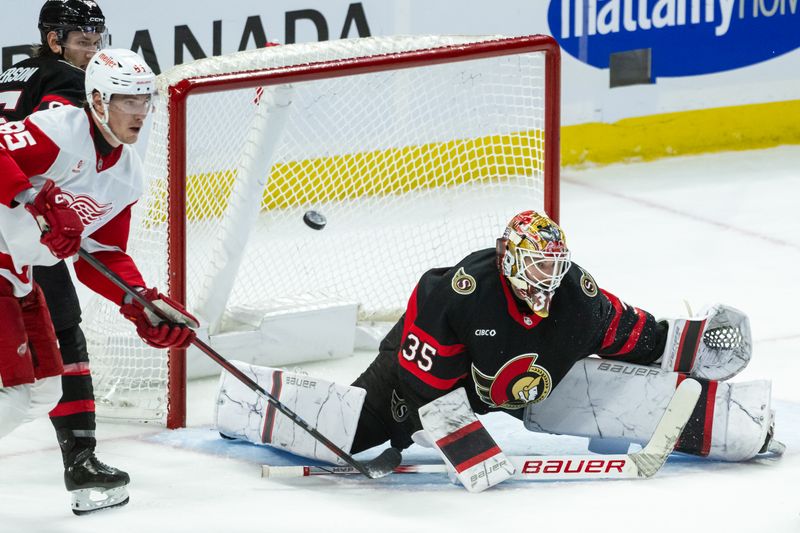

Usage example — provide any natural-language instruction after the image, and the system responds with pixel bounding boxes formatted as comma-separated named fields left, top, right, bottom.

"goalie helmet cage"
left=82, top=34, right=561, bottom=428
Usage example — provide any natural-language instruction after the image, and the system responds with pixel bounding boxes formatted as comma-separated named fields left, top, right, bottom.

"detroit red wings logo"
left=56, top=190, right=113, bottom=226
left=472, top=354, right=552, bottom=410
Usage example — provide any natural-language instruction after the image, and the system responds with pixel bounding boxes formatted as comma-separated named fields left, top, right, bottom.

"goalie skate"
left=66, top=450, right=130, bottom=515
left=759, top=410, right=787, bottom=456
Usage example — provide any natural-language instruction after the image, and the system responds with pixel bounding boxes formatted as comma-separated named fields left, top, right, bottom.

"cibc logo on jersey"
left=472, top=353, right=552, bottom=410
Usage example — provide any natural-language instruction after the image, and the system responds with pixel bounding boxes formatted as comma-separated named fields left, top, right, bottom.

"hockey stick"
left=262, top=378, right=701, bottom=481
left=76, top=248, right=402, bottom=479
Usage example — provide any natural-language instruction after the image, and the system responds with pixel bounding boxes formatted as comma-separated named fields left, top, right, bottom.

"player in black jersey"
left=0, top=1, right=107, bottom=121
left=216, top=209, right=775, bottom=489
left=0, top=0, right=130, bottom=515
left=350, top=210, right=667, bottom=453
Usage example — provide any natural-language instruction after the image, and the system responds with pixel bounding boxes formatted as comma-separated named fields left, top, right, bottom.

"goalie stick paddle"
left=76, top=249, right=402, bottom=479
left=262, top=378, right=702, bottom=481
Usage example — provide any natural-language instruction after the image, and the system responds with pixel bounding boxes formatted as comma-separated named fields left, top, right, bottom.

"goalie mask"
left=497, top=211, right=571, bottom=317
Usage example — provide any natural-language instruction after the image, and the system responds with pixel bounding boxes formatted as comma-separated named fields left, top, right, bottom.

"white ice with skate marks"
left=2, top=146, right=800, bottom=532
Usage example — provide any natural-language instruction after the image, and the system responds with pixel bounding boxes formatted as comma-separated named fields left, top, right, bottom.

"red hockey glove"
left=119, top=287, right=199, bottom=349
left=24, top=179, right=84, bottom=259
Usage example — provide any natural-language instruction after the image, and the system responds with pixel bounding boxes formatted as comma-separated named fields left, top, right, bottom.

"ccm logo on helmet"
left=474, top=329, right=496, bottom=337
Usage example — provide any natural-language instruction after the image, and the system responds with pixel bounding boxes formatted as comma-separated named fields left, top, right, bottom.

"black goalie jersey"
left=385, top=248, right=666, bottom=427
left=0, top=56, right=85, bottom=122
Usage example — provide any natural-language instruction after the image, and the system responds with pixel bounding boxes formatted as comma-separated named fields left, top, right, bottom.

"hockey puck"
left=303, top=210, right=327, bottom=230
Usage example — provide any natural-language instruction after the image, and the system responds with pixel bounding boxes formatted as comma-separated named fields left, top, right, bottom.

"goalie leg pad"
left=214, top=361, right=366, bottom=464
left=660, top=303, right=751, bottom=381
left=523, top=358, right=773, bottom=461
left=419, top=387, right=515, bottom=492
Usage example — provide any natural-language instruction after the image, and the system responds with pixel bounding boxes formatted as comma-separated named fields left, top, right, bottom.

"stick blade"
left=364, top=447, right=403, bottom=479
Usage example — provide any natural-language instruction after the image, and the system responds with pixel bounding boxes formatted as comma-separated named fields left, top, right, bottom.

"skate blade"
left=766, top=438, right=786, bottom=456
left=71, top=486, right=130, bottom=515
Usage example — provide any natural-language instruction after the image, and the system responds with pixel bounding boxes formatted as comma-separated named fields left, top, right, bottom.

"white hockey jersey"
left=0, top=105, right=146, bottom=300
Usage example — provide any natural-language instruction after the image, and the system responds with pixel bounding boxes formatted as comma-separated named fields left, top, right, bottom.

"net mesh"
left=82, top=35, right=553, bottom=424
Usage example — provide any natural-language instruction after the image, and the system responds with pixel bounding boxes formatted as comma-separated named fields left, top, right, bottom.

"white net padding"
left=81, top=35, right=557, bottom=424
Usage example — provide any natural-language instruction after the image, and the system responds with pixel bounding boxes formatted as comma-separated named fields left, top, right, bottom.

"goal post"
left=82, top=34, right=561, bottom=428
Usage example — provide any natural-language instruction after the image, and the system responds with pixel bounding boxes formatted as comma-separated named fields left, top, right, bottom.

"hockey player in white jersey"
left=0, top=48, right=198, bottom=514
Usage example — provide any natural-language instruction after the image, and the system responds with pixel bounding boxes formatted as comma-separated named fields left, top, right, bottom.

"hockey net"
left=81, top=34, right=561, bottom=427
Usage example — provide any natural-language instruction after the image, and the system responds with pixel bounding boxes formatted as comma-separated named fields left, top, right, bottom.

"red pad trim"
left=435, top=420, right=502, bottom=473
left=455, top=446, right=502, bottom=473
left=674, top=319, right=707, bottom=373
left=436, top=420, right=482, bottom=448
left=261, top=370, right=283, bottom=444
left=702, top=380, right=718, bottom=456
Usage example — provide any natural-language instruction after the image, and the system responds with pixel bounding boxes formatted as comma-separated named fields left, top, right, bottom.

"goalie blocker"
left=418, top=387, right=515, bottom=492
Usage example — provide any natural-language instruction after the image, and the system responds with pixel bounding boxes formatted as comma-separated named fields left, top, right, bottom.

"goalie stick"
left=75, top=249, right=402, bottom=479
left=262, top=378, right=702, bottom=481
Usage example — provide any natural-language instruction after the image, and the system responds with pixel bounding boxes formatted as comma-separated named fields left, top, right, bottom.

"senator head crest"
left=472, top=354, right=552, bottom=410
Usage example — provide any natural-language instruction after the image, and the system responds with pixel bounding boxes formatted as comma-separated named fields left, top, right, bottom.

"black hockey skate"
left=65, top=448, right=130, bottom=515
left=58, top=429, right=130, bottom=515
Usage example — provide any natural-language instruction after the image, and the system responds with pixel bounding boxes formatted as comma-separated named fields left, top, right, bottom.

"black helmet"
left=38, top=0, right=106, bottom=44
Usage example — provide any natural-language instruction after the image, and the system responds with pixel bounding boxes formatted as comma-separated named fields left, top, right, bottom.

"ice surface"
left=1, top=146, right=798, bottom=532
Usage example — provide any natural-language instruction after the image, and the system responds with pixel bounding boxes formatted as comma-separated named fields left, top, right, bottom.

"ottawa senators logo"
left=390, top=389, right=408, bottom=422
left=472, top=354, right=552, bottom=410
left=578, top=267, right=598, bottom=298
left=451, top=267, right=476, bottom=295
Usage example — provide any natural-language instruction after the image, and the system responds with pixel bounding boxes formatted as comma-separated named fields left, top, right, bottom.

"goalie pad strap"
left=435, top=420, right=502, bottom=473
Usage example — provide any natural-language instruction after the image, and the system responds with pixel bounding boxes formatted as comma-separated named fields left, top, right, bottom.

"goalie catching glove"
left=23, top=179, right=84, bottom=259
left=659, top=303, right=751, bottom=381
left=119, top=287, right=199, bottom=348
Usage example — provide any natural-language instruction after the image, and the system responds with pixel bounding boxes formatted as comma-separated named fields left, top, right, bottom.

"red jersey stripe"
left=35, top=94, right=76, bottom=111
left=49, top=399, right=95, bottom=417
left=62, top=362, right=91, bottom=376
left=498, top=273, right=542, bottom=330
left=607, top=308, right=647, bottom=356
left=600, top=289, right=624, bottom=350
left=398, top=356, right=467, bottom=390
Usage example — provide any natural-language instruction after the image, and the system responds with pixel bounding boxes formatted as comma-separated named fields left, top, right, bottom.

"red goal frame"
left=161, top=34, right=561, bottom=428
